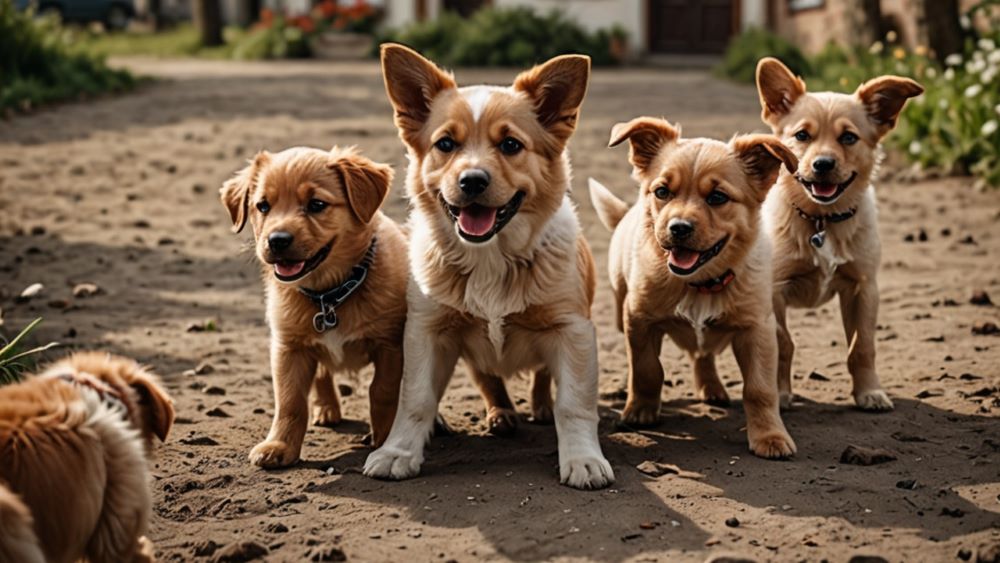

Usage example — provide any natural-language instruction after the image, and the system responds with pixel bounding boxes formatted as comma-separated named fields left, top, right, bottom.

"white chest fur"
left=674, top=294, right=725, bottom=353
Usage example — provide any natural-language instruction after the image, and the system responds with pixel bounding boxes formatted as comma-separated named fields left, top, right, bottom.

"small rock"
left=206, top=407, right=231, bottom=418
left=940, top=227, right=952, bottom=237
left=941, top=507, right=965, bottom=518
left=192, top=183, right=206, bottom=194
left=916, top=388, right=945, bottom=399
left=895, top=479, right=917, bottom=490
left=705, top=555, right=757, bottom=563
left=620, top=533, right=641, bottom=542
left=848, top=556, right=888, bottom=563
left=903, top=233, right=915, bottom=242
left=265, top=522, right=288, bottom=534
left=17, top=283, right=44, bottom=302
left=808, top=371, right=830, bottom=381
left=47, top=299, right=70, bottom=309
left=134, top=219, right=151, bottom=229
left=971, top=290, right=993, bottom=307
left=957, top=548, right=972, bottom=561
left=972, top=322, right=999, bottom=336
left=917, top=228, right=928, bottom=242
left=194, top=361, right=215, bottom=375
left=839, top=444, right=897, bottom=466
left=959, top=234, right=977, bottom=245
left=180, top=435, right=219, bottom=446
left=192, top=540, right=221, bottom=557
left=307, top=546, right=346, bottom=562
left=636, top=460, right=702, bottom=479
left=204, top=386, right=226, bottom=396
left=30, top=225, right=46, bottom=235
left=72, top=283, right=100, bottom=298
left=639, top=522, right=657, bottom=530
left=724, top=517, right=740, bottom=528
left=212, top=540, right=268, bottom=562
left=891, top=432, right=926, bottom=443
left=961, top=373, right=983, bottom=381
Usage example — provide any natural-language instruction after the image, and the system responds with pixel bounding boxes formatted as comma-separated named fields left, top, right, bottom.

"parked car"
left=15, top=0, right=135, bottom=30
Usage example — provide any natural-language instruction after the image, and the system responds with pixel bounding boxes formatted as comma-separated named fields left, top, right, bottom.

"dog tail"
left=588, top=178, right=628, bottom=231
left=0, top=484, right=45, bottom=563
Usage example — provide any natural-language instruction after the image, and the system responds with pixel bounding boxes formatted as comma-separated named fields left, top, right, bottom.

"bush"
left=0, top=0, right=134, bottom=113
left=716, top=27, right=810, bottom=83
left=381, top=7, right=627, bottom=67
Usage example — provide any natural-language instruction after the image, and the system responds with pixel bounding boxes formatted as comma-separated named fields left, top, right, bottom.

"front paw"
left=749, top=431, right=797, bottom=459
left=697, top=385, right=731, bottom=407
left=621, top=400, right=660, bottom=427
left=855, top=389, right=894, bottom=411
left=364, top=446, right=422, bottom=480
left=311, top=404, right=342, bottom=427
left=486, top=407, right=519, bottom=437
left=560, top=455, right=615, bottom=490
left=249, top=440, right=300, bottom=468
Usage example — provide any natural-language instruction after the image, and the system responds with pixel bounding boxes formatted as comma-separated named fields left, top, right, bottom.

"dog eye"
left=434, top=137, right=457, bottom=153
left=794, top=130, right=811, bottom=142
left=653, top=186, right=672, bottom=200
left=306, top=199, right=328, bottom=213
left=839, top=132, right=859, bottom=145
left=498, top=137, right=523, bottom=155
left=706, top=190, right=729, bottom=206
left=256, top=200, right=270, bottom=214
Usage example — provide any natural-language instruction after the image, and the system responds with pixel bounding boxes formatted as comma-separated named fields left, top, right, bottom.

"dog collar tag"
left=810, top=230, right=826, bottom=248
left=313, top=305, right=338, bottom=333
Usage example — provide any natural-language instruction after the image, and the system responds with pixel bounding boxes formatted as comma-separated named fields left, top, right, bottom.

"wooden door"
left=648, top=0, right=737, bottom=54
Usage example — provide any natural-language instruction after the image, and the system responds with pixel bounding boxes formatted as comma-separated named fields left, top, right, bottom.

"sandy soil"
left=1, top=58, right=998, bottom=562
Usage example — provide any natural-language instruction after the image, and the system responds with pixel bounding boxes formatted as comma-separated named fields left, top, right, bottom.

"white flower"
left=939, top=98, right=949, bottom=110
left=983, top=66, right=998, bottom=84
left=996, top=103, right=1000, bottom=117
left=960, top=15, right=971, bottom=29
left=925, top=67, right=938, bottom=79
left=979, top=38, right=996, bottom=52
left=989, top=50, right=1000, bottom=65
left=944, top=67, right=956, bottom=81
left=965, top=84, right=983, bottom=97
left=945, top=53, right=963, bottom=66
left=909, top=140, right=922, bottom=154
left=869, top=41, right=884, bottom=55
left=967, top=59, right=986, bottom=74
left=982, top=120, right=999, bottom=136
left=886, top=30, right=898, bottom=43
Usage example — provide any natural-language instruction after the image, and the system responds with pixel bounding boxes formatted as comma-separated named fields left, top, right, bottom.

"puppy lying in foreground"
left=364, top=44, right=614, bottom=489
left=221, top=146, right=408, bottom=467
left=755, top=58, right=923, bottom=410
left=590, top=117, right=798, bottom=458
left=0, top=352, right=174, bottom=563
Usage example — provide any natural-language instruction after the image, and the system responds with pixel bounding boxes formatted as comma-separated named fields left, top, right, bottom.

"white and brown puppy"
left=363, top=44, right=614, bottom=489
left=755, top=57, right=923, bottom=410
left=220, top=146, right=408, bottom=467
left=590, top=118, right=798, bottom=458
left=0, top=352, right=174, bottom=563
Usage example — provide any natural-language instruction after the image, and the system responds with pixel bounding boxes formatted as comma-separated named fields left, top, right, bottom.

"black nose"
left=268, top=231, right=294, bottom=252
left=459, top=169, right=491, bottom=197
left=669, top=220, right=693, bottom=240
left=812, top=157, right=837, bottom=174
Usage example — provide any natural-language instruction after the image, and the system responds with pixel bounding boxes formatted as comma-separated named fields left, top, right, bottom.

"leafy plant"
left=716, top=27, right=811, bottom=83
left=0, top=318, right=59, bottom=386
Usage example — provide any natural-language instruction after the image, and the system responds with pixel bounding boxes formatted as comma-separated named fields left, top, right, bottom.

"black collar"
left=792, top=204, right=857, bottom=248
left=688, top=269, right=735, bottom=294
left=298, top=237, right=377, bottom=333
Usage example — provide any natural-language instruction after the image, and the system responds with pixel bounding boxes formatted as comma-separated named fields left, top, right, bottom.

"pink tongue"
left=275, top=261, right=305, bottom=278
left=812, top=183, right=838, bottom=197
left=669, top=248, right=701, bottom=270
left=457, top=205, right=498, bottom=237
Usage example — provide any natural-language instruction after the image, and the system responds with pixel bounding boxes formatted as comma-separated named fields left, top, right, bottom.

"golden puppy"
left=755, top=58, right=923, bottom=410
left=220, top=146, right=408, bottom=467
left=363, top=45, right=614, bottom=489
left=0, top=352, right=174, bottom=563
left=589, top=117, right=798, bottom=458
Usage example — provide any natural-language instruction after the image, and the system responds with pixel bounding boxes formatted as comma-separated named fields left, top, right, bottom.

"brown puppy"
left=755, top=58, right=923, bottom=410
left=220, top=146, right=408, bottom=467
left=590, top=117, right=798, bottom=458
left=0, top=352, right=174, bottom=563
left=364, top=45, right=613, bottom=489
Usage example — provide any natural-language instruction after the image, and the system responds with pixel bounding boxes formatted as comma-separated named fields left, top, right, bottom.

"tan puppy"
left=755, top=58, right=923, bottom=410
left=363, top=45, right=614, bottom=489
left=0, top=352, right=174, bottom=563
left=221, top=146, right=408, bottom=467
left=590, top=117, right=798, bottom=458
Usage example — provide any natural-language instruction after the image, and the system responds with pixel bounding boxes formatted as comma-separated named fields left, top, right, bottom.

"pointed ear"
left=756, top=57, right=807, bottom=125
left=329, top=149, right=393, bottom=224
left=380, top=43, right=457, bottom=148
left=855, top=76, right=924, bottom=136
left=220, top=151, right=269, bottom=233
left=513, top=54, right=591, bottom=145
left=731, top=134, right=798, bottom=198
left=608, top=117, right=681, bottom=174
left=129, top=371, right=175, bottom=443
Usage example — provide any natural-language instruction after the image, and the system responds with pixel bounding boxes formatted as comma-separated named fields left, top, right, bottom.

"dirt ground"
left=1, top=58, right=998, bottom=562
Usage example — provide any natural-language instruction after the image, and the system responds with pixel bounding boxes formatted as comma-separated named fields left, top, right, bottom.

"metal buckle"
left=312, top=304, right=338, bottom=333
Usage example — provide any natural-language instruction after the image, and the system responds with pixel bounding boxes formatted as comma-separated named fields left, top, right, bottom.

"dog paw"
left=560, top=455, right=615, bottom=490
left=311, top=404, right=342, bottom=427
left=698, top=386, right=731, bottom=407
left=249, top=440, right=300, bottom=468
left=486, top=407, right=519, bottom=437
left=363, top=446, right=422, bottom=480
left=530, top=403, right=554, bottom=425
left=749, top=431, right=797, bottom=459
left=133, top=536, right=156, bottom=563
left=855, top=389, right=894, bottom=411
left=621, top=401, right=660, bottom=427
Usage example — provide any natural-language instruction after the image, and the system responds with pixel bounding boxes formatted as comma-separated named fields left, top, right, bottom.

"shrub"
left=716, top=27, right=810, bottom=83
left=0, top=0, right=134, bottom=113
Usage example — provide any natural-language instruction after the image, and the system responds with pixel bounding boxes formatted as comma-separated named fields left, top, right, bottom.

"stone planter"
left=310, top=31, right=372, bottom=60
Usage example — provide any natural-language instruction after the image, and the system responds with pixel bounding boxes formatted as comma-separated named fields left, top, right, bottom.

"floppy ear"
left=329, top=149, right=393, bottom=224
left=755, top=57, right=807, bottom=126
left=608, top=117, right=680, bottom=175
left=855, top=76, right=924, bottom=136
left=732, top=134, right=798, bottom=198
left=220, top=151, right=269, bottom=233
left=130, top=372, right=175, bottom=443
left=513, top=54, right=591, bottom=145
left=380, top=43, right=457, bottom=148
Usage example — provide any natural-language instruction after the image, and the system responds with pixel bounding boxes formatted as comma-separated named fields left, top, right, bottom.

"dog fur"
left=0, top=352, right=174, bottom=563
left=220, top=146, right=409, bottom=467
left=755, top=57, right=923, bottom=411
left=363, top=44, right=614, bottom=489
left=590, top=117, right=798, bottom=458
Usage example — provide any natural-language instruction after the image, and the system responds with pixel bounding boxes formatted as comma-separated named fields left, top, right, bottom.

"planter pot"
left=310, top=31, right=372, bottom=60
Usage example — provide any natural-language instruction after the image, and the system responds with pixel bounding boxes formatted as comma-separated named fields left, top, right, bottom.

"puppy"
left=590, top=117, right=798, bottom=458
left=363, top=44, right=614, bottom=489
left=755, top=58, right=923, bottom=410
left=0, top=352, right=174, bottom=563
left=220, top=146, right=408, bottom=467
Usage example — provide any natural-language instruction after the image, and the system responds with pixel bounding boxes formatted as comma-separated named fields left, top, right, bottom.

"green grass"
left=0, top=318, right=59, bottom=386
left=74, top=24, right=246, bottom=58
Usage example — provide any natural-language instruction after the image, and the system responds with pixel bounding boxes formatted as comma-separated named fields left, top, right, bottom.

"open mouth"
left=270, top=240, right=333, bottom=282
left=665, top=236, right=729, bottom=276
left=796, top=171, right=858, bottom=203
left=441, top=191, right=526, bottom=243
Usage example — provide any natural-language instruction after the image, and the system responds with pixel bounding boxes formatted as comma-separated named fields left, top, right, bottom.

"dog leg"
left=250, top=343, right=317, bottom=468
left=731, top=317, right=796, bottom=459
left=369, top=345, right=404, bottom=447
left=470, top=369, right=519, bottom=437
left=622, top=311, right=665, bottom=426
left=693, top=353, right=730, bottom=406
left=311, top=364, right=342, bottom=427
left=530, top=369, right=554, bottom=424
left=774, top=294, right=795, bottom=409
left=548, top=315, right=614, bottom=489
left=840, top=281, right=893, bottom=411
left=0, top=486, right=44, bottom=563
